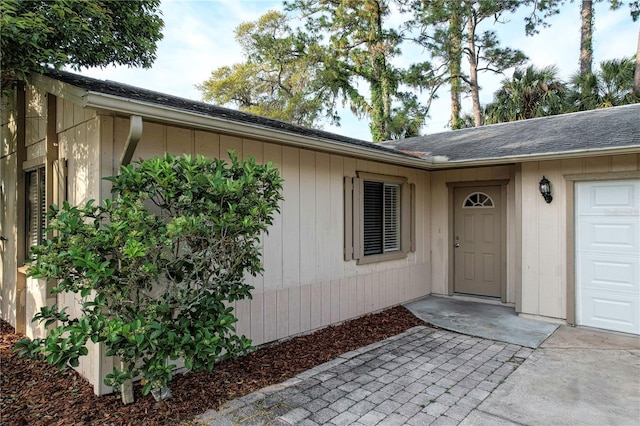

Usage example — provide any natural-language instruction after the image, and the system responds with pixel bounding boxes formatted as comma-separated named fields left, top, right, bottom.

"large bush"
left=15, top=153, right=283, bottom=401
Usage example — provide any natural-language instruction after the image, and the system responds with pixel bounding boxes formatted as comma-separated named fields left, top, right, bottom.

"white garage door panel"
left=578, top=218, right=639, bottom=253
left=579, top=254, right=639, bottom=293
left=576, top=180, right=640, bottom=335
left=579, top=182, right=637, bottom=213
left=580, top=290, right=638, bottom=334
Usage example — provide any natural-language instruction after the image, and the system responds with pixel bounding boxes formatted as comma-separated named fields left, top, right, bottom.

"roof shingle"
left=382, top=104, right=640, bottom=162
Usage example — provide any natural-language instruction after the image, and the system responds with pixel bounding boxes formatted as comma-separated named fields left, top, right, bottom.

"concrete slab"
left=474, top=340, right=640, bottom=425
left=404, top=296, right=558, bottom=348
left=543, top=325, right=640, bottom=350
left=459, top=410, right=520, bottom=425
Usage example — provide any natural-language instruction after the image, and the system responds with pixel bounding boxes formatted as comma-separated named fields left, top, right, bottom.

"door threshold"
left=447, top=293, right=514, bottom=307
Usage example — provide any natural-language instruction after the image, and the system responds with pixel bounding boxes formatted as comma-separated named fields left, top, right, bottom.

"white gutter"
left=422, top=145, right=640, bottom=169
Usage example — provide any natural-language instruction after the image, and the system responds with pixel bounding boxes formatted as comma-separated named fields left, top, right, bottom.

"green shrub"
left=15, top=152, right=283, bottom=400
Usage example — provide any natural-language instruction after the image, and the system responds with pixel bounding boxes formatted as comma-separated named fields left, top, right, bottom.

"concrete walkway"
left=405, top=296, right=558, bottom=348
left=463, top=325, right=640, bottom=426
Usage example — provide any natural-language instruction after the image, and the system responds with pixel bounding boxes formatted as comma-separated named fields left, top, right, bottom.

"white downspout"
left=119, top=115, right=143, bottom=167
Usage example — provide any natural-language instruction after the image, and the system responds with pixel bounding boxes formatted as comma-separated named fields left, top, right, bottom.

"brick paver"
left=197, top=326, right=530, bottom=425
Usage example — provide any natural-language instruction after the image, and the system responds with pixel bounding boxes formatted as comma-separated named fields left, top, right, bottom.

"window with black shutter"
left=344, top=172, right=415, bottom=264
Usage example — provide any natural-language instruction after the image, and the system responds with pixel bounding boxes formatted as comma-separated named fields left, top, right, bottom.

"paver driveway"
left=198, top=326, right=533, bottom=425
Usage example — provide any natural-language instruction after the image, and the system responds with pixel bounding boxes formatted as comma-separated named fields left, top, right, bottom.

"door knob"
left=454, top=243, right=460, bottom=248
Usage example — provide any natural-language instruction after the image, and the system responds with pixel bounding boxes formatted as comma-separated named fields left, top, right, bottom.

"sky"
left=76, top=0, right=638, bottom=141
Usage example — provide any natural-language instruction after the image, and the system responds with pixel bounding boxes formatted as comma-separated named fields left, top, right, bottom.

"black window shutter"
left=383, top=184, right=400, bottom=252
left=363, top=181, right=383, bottom=255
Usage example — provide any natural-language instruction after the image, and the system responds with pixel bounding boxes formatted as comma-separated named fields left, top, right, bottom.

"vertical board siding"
left=324, top=280, right=334, bottom=326
left=430, top=171, right=448, bottom=295
left=250, top=293, right=264, bottom=345
left=310, top=283, right=323, bottom=329
left=99, top=116, right=113, bottom=201
left=262, top=143, right=283, bottom=294
left=263, top=291, right=277, bottom=343
left=235, top=299, right=251, bottom=340
left=194, top=130, right=220, bottom=158
left=99, top=119, right=431, bottom=361
left=300, top=284, right=311, bottom=332
left=517, top=155, right=640, bottom=319
left=537, top=160, right=563, bottom=318
left=520, top=162, right=541, bottom=314
left=137, top=121, right=166, bottom=159
left=276, top=288, right=289, bottom=339
left=330, top=156, right=345, bottom=279
left=315, top=153, right=331, bottom=283
left=0, top=154, right=18, bottom=325
left=25, top=87, right=46, bottom=146
left=288, top=286, right=301, bottom=336
left=10, top=109, right=436, bottom=394
left=299, top=149, right=316, bottom=285
left=166, top=127, right=193, bottom=155
left=243, top=139, right=264, bottom=292
left=281, top=147, right=300, bottom=289
left=219, top=135, right=242, bottom=162
left=585, top=156, right=612, bottom=173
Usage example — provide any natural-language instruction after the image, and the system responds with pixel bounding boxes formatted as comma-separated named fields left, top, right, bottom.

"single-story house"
left=1, top=70, right=638, bottom=395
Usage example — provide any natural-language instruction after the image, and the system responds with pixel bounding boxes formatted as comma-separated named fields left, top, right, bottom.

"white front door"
left=576, top=180, right=640, bottom=335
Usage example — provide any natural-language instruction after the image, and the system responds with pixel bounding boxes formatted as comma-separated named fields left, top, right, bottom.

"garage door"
left=576, top=180, right=640, bottom=335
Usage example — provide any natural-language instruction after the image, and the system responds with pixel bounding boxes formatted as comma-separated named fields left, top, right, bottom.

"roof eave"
left=85, top=91, right=433, bottom=169
left=423, top=145, right=640, bottom=169
left=31, top=73, right=431, bottom=170
left=31, top=73, right=639, bottom=171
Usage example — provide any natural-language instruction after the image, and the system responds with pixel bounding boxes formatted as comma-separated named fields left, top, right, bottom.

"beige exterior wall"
left=1, top=90, right=19, bottom=327
left=106, top=117, right=432, bottom=347
left=518, top=154, right=640, bottom=321
left=429, top=165, right=517, bottom=304
left=54, top=98, right=106, bottom=393
left=23, top=86, right=52, bottom=340
left=0, top=86, right=108, bottom=394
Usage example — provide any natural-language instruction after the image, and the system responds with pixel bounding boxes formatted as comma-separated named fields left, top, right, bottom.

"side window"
left=363, top=180, right=400, bottom=255
left=344, top=172, right=415, bottom=264
left=26, top=167, right=46, bottom=256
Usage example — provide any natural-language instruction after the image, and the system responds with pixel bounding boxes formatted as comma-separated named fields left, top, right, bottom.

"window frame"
left=344, top=172, right=415, bottom=265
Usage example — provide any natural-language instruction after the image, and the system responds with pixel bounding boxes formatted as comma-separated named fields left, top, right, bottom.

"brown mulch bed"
left=1, top=306, right=425, bottom=425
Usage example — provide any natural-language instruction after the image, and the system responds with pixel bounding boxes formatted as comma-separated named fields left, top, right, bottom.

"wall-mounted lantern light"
left=539, top=176, right=552, bottom=204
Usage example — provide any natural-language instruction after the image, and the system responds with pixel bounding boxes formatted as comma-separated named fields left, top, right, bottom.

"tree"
left=461, top=1, right=528, bottom=126
left=580, top=0, right=594, bottom=76
left=485, top=65, right=567, bottom=123
left=406, top=0, right=466, bottom=129
left=0, top=0, right=163, bottom=92
left=407, top=1, right=527, bottom=128
left=284, top=0, right=435, bottom=141
left=524, top=1, right=640, bottom=98
left=198, top=11, right=338, bottom=128
left=15, top=154, right=283, bottom=403
left=568, top=56, right=640, bottom=109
